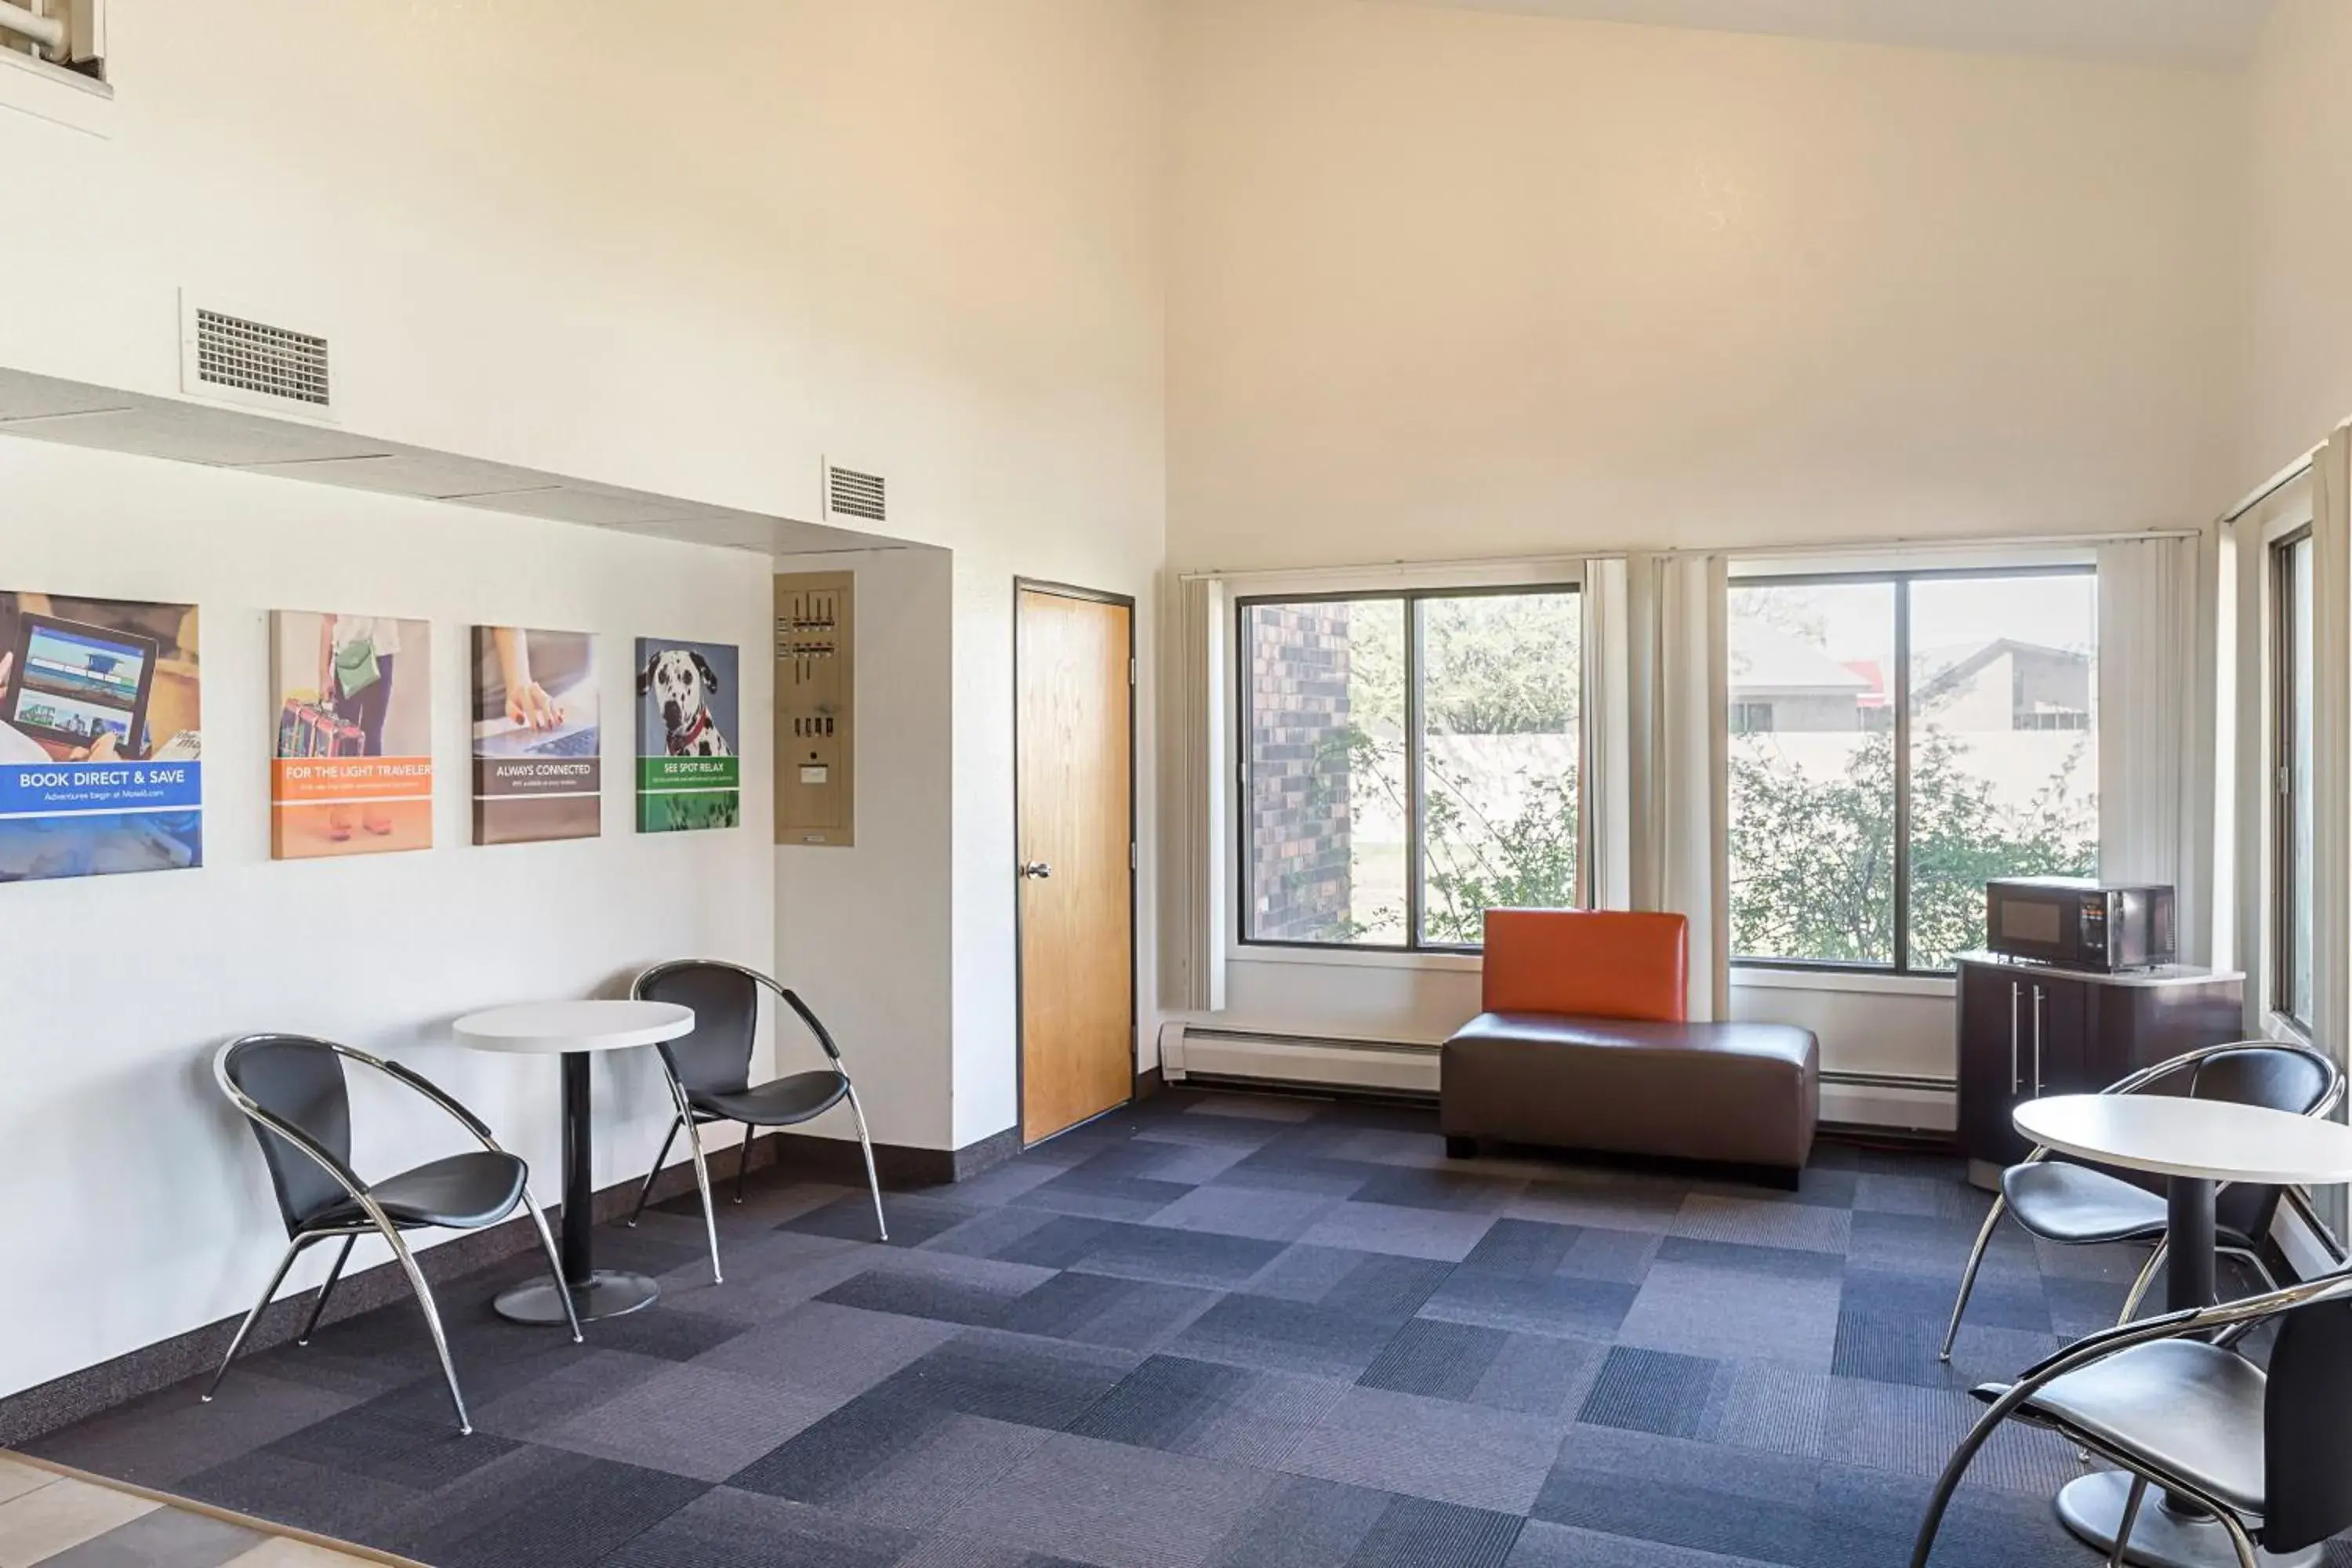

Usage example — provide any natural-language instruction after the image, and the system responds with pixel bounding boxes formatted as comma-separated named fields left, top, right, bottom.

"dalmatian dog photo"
left=640, top=647, right=733, bottom=757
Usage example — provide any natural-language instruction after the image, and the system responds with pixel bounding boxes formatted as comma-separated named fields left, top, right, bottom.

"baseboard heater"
left=1157, top=1022, right=1956, bottom=1131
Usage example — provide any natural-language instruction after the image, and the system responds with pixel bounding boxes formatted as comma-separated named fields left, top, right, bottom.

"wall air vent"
left=824, top=462, right=886, bottom=524
left=192, top=308, right=329, bottom=407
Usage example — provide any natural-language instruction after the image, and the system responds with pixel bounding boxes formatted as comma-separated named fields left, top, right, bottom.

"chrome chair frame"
left=1911, top=1265, right=2352, bottom=1568
left=206, top=1036, right=578, bottom=1435
left=625, top=959, right=887, bottom=1283
left=1940, top=1040, right=2343, bottom=1361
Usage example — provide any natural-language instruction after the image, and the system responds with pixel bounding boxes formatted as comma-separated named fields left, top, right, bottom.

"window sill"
left=0, top=47, right=111, bottom=135
left=1732, top=967, right=1956, bottom=1000
left=1228, top=944, right=1483, bottom=975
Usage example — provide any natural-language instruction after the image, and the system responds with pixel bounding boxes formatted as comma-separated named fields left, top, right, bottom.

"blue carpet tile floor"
left=26, top=1089, right=2341, bottom=1567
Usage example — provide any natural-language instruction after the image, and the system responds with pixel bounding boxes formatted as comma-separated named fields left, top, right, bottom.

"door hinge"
left=1129, top=657, right=1137, bottom=686
left=1130, top=840, right=1138, bottom=869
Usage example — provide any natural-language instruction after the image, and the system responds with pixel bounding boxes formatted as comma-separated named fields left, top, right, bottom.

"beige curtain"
left=1156, top=573, right=1228, bottom=1014
left=1628, top=552, right=1730, bottom=1020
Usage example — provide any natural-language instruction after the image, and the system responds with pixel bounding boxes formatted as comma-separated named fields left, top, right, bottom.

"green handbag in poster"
left=333, top=634, right=380, bottom=699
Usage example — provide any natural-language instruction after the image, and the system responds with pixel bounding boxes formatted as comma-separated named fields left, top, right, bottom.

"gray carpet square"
left=1419, top=1271, right=1640, bottom=1339
left=1145, top=1184, right=1339, bottom=1242
left=1351, top=1167, right=1526, bottom=1214
left=1171, top=1294, right=1406, bottom=1380
left=258, top=1402, right=521, bottom=1491
left=1506, top=1176, right=1689, bottom=1232
left=1653, top=1235, right=1848, bottom=1283
left=1356, top=1318, right=1508, bottom=1400
left=1845, top=1261, right=2049, bottom=1334
left=1071, top=1354, right=1345, bottom=1466
left=1281, top=1386, right=1565, bottom=1514
left=1617, top=1261, right=1841, bottom=1370
left=1504, top=1519, right=1784, bottom=1566
left=1557, top=1226, right=1664, bottom=1285
left=1532, top=1425, right=1824, bottom=1565
left=784, top=1193, right=975, bottom=1247
left=1210, top=1149, right=1384, bottom=1199
left=1011, top=1171, right=1196, bottom=1222
left=991, top=1269, right=1220, bottom=1351
left=691, top=1300, right=964, bottom=1400
left=1670, top=1194, right=1851, bottom=1255
left=1577, top=1346, right=1719, bottom=1439
left=389, top=1448, right=710, bottom=1568
left=1249, top=1246, right=1454, bottom=1319
left=1066, top=1222, right=1289, bottom=1289
left=601, top=1486, right=918, bottom=1568
left=1458, top=1218, right=1580, bottom=1277
left=1822, top=1376, right=2078, bottom=1495
left=953, top=1432, right=1280, bottom=1568
left=1471, top=1332, right=1611, bottom=1419
left=27, top=1370, right=360, bottom=1490
left=815, top=1262, right=1036, bottom=1329
left=867, top=1327, right=1140, bottom=1428
left=1298, top=1202, right=1497, bottom=1263
left=536, top=1361, right=841, bottom=1483
left=1850, top=1210, right=2038, bottom=1276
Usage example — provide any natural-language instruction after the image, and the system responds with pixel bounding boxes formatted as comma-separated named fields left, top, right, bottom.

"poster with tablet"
left=472, top=626, right=601, bottom=844
left=0, top=591, right=203, bottom=881
left=635, top=637, right=741, bottom=833
left=270, top=612, right=434, bottom=859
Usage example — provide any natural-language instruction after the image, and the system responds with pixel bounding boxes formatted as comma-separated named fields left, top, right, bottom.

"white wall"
left=1167, top=0, right=2241, bottom=572
left=774, top=547, right=956, bottom=1151
left=0, top=0, right=1167, bottom=1392
left=0, top=437, right=774, bottom=1399
left=2242, top=0, right=2352, bottom=483
left=1163, top=0, right=2243, bottom=1092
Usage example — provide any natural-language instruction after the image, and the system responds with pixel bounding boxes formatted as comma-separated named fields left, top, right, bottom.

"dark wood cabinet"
left=1955, top=953, right=2245, bottom=1182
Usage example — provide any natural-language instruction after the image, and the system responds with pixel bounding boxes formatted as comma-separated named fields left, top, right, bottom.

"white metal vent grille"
left=826, top=464, right=886, bottom=523
left=194, top=309, right=330, bottom=408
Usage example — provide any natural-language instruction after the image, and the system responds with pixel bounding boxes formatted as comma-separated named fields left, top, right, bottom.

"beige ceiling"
left=1374, top=0, right=2278, bottom=67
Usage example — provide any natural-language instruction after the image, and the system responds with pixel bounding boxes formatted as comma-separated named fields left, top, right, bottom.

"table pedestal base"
left=2058, top=1472, right=2318, bottom=1568
left=494, top=1270, right=660, bottom=1326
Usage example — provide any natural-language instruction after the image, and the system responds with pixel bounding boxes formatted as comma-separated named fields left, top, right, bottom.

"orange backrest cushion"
left=1481, top=908, right=1690, bottom=1023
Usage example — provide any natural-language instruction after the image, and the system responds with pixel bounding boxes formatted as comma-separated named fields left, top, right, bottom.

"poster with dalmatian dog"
left=634, top=637, right=740, bottom=833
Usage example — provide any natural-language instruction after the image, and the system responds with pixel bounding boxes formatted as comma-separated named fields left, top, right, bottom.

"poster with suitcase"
left=270, top=612, right=434, bottom=858
left=0, top=590, right=203, bottom=881
left=635, top=637, right=739, bottom=833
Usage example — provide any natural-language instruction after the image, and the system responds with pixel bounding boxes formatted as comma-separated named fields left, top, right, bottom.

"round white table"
left=2013, top=1094, right=2352, bottom=1568
left=455, top=999, right=694, bottom=1326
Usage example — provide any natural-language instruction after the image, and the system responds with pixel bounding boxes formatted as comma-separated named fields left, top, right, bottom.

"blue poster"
left=0, top=593, right=203, bottom=881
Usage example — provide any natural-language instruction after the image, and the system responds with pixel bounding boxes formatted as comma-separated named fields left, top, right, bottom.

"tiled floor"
left=17, top=1090, right=2332, bottom=1566
left=0, top=1453, right=383, bottom=1566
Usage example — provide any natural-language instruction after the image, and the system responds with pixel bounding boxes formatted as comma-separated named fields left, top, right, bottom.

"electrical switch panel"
left=774, top=571, right=852, bottom=845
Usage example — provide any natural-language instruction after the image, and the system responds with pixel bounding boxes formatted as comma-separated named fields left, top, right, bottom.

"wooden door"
left=1016, top=584, right=1135, bottom=1144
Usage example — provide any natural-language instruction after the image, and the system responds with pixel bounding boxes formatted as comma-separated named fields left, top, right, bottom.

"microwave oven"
left=1984, top=878, right=2174, bottom=972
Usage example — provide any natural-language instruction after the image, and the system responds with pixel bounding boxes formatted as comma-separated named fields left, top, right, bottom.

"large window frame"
left=2270, top=526, right=2316, bottom=1035
left=1234, top=581, right=1587, bottom=955
left=1728, top=561, right=2099, bottom=978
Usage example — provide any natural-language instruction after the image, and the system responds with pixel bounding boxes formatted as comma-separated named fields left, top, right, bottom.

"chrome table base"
left=2058, top=1472, right=2319, bottom=1568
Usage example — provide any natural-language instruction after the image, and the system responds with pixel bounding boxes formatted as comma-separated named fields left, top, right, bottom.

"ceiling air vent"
left=824, top=462, right=886, bottom=524
left=193, top=308, right=329, bottom=407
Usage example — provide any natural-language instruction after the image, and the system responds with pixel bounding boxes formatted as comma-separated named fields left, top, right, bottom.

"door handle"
left=2009, top=982, right=2021, bottom=1095
left=2031, top=985, right=2045, bottom=1097
left=1019, top=862, right=1052, bottom=880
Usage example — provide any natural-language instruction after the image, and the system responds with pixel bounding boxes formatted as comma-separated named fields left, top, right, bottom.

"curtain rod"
left=2221, top=448, right=2320, bottom=525
left=1178, top=527, right=2201, bottom=583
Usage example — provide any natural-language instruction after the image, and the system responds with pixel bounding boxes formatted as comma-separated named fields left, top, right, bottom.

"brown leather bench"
left=1441, top=909, right=1818, bottom=1187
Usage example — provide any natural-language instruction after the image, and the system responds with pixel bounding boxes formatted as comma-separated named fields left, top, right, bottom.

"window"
left=2274, top=529, right=2315, bottom=1029
left=0, top=1, right=106, bottom=82
left=1727, top=568, right=2098, bottom=973
left=1240, top=586, right=1581, bottom=949
left=1730, top=701, right=1777, bottom=735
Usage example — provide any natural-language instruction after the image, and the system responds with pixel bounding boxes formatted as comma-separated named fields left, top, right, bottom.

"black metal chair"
left=626, top=960, right=886, bottom=1281
left=207, top=1034, right=576, bottom=1434
left=1911, top=1268, right=2352, bottom=1568
left=1942, top=1041, right=2343, bottom=1360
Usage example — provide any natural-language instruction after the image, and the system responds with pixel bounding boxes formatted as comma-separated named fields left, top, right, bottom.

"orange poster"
left=270, top=612, right=434, bottom=858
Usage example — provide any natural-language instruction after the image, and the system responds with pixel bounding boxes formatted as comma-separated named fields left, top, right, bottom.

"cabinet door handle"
left=2031, top=985, right=2045, bottom=1097
left=2009, top=982, right=2021, bottom=1095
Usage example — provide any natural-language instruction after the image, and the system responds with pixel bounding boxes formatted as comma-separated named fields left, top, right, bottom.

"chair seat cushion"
left=310, top=1152, right=527, bottom=1232
left=1441, top=1012, right=1817, bottom=1171
left=2001, top=1161, right=2261, bottom=1250
left=2002, top=1161, right=2169, bottom=1243
left=1984, top=1340, right=2267, bottom=1516
left=691, top=1070, right=849, bottom=1127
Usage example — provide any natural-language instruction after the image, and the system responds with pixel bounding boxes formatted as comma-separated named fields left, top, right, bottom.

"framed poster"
left=0, top=590, right=202, bottom=881
left=635, top=637, right=740, bottom=833
left=270, top=612, right=433, bottom=859
left=471, top=626, right=601, bottom=844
